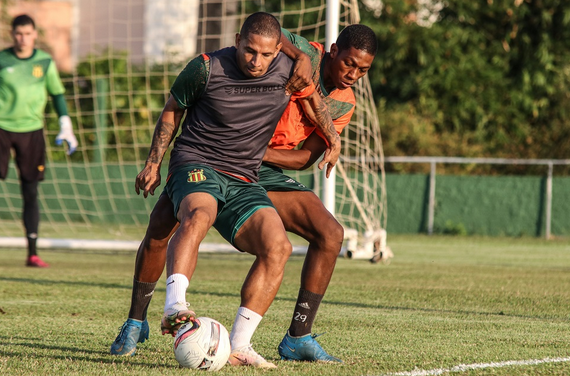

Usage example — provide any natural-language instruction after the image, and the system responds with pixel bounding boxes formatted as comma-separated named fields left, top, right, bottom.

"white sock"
left=164, top=273, right=189, bottom=311
left=229, top=306, right=263, bottom=350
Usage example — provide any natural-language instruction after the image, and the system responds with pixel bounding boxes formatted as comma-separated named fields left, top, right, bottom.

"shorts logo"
left=37, top=165, right=45, bottom=172
left=285, top=178, right=306, bottom=188
left=32, top=65, right=44, bottom=78
left=187, top=169, right=206, bottom=182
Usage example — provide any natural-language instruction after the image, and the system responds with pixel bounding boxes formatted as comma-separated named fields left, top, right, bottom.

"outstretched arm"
left=135, top=95, right=185, bottom=197
left=263, top=131, right=330, bottom=171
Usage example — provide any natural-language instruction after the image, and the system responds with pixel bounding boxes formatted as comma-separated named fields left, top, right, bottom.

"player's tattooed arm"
left=136, top=96, right=184, bottom=198
left=146, top=120, right=177, bottom=164
left=299, top=92, right=341, bottom=178
left=280, top=31, right=312, bottom=94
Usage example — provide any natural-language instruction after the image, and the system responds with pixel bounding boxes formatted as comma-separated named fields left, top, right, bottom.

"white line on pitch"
left=385, top=357, right=570, bottom=376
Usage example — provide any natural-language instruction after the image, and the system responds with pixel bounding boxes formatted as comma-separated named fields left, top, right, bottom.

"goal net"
left=0, top=0, right=387, bottom=258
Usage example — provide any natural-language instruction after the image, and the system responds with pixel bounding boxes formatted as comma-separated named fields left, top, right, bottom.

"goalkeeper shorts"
left=0, top=128, right=46, bottom=182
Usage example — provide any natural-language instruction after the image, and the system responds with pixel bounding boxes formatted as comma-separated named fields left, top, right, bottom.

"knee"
left=147, top=211, right=177, bottom=241
left=21, top=181, right=39, bottom=202
left=181, top=209, right=215, bottom=227
left=142, top=235, right=169, bottom=255
left=312, top=219, right=344, bottom=249
left=177, top=209, right=216, bottom=237
left=261, top=239, right=293, bottom=266
left=330, top=220, right=344, bottom=245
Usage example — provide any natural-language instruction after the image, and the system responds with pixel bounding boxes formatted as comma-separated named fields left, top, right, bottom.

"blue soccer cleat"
left=110, top=318, right=150, bottom=356
left=278, top=331, right=343, bottom=362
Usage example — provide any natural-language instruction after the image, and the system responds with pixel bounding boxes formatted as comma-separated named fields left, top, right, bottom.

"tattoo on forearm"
left=314, top=98, right=338, bottom=143
left=148, top=120, right=176, bottom=163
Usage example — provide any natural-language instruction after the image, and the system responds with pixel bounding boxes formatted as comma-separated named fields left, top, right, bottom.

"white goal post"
left=322, top=0, right=389, bottom=262
left=0, top=0, right=388, bottom=262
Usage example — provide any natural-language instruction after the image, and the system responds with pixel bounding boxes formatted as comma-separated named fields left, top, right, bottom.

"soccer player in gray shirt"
left=121, top=12, right=339, bottom=368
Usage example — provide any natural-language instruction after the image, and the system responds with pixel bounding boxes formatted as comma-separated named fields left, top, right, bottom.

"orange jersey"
left=269, top=42, right=356, bottom=150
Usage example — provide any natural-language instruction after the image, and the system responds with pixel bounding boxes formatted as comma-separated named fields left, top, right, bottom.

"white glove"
left=56, top=115, right=78, bottom=155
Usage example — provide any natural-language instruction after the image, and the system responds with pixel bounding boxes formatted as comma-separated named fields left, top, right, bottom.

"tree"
left=360, top=0, right=570, bottom=173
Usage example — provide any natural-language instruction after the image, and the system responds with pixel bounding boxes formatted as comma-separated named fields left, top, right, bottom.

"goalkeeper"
left=0, top=14, right=78, bottom=268
left=111, top=24, right=376, bottom=364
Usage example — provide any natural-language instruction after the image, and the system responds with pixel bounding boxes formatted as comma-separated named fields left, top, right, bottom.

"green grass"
left=1, top=235, right=570, bottom=375
left=0, top=219, right=309, bottom=245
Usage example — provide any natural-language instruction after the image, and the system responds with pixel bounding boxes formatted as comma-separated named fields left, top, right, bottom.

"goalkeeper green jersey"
left=0, top=48, right=65, bottom=133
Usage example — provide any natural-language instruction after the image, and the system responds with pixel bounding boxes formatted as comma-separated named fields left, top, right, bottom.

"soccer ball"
left=173, top=317, right=231, bottom=371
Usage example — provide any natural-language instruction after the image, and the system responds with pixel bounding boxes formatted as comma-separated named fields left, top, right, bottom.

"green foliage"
left=439, top=220, right=467, bottom=236
left=361, top=0, right=570, bottom=173
left=53, top=50, right=182, bottom=163
left=255, top=0, right=329, bottom=41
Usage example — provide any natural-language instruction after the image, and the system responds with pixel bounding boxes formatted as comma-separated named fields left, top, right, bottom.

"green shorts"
left=258, top=163, right=313, bottom=192
left=166, top=164, right=274, bottom=245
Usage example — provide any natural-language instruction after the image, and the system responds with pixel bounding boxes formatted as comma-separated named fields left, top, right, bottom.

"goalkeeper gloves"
left=55, top=115, right=78, bottom=155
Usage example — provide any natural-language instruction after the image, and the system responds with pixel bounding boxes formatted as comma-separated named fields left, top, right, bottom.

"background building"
left=1, top=0, right=206, bottom=71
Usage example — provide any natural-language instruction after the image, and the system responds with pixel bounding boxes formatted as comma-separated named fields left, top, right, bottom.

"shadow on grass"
left=0, top=335, right=178, bottom=368
left=0, top=276, right=132, bottom=291
left=0, top=277, right=565, bottom=323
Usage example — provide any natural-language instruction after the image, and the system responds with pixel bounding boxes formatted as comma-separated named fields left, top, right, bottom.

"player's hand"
left=135, top=162, right=161, bottom=198
left=318, top=134, right=341, bottom=178
left=285, top=52, right=312, bottom=95
left=56, top=115, right=78, bottom=155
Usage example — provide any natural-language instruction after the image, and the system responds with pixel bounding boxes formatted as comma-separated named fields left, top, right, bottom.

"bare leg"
left=269, top=190, right=343, bottom=295
left=111, top=194, right=180, bottom=356
left=166, top=192, right=217, bottom=280
left=233, top=207, right=293, bottom=315
left=227, top=207, right=291, bottom=368
left=134, top=194, right=179, bottom=283
left=269, top=191, right=344, bottom=362
left=128, top=194, right=179, bottom=321
left=160, top=192, right=218, bottom=336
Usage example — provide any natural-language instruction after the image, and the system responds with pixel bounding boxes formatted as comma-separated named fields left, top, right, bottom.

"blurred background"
left=1, top=0, right=569, bottom=241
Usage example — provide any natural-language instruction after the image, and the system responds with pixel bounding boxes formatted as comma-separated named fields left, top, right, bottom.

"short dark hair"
left=12, top=14, right=35, bottom=30
left=336, top=24, right=377, bottom=56
left=240, top=12, right=281, bottom=42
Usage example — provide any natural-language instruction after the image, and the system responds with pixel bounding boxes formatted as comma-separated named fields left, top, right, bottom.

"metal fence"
left=382, top=156, right=570, bottom=239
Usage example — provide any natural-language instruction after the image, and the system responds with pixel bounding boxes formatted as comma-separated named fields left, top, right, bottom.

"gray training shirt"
left=169, top=47, right=299, bottom=182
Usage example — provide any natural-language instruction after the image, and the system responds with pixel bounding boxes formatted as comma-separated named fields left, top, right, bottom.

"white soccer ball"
left=173, top=317, right=231, bottom=371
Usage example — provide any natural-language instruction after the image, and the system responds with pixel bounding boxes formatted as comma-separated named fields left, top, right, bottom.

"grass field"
left=1, top=234, right=570, bottom=375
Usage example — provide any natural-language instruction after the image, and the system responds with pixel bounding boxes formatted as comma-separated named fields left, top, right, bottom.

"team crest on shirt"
left=187, top=169, right=206, bottom=182
left=32, top=65, right=44, bottom=78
